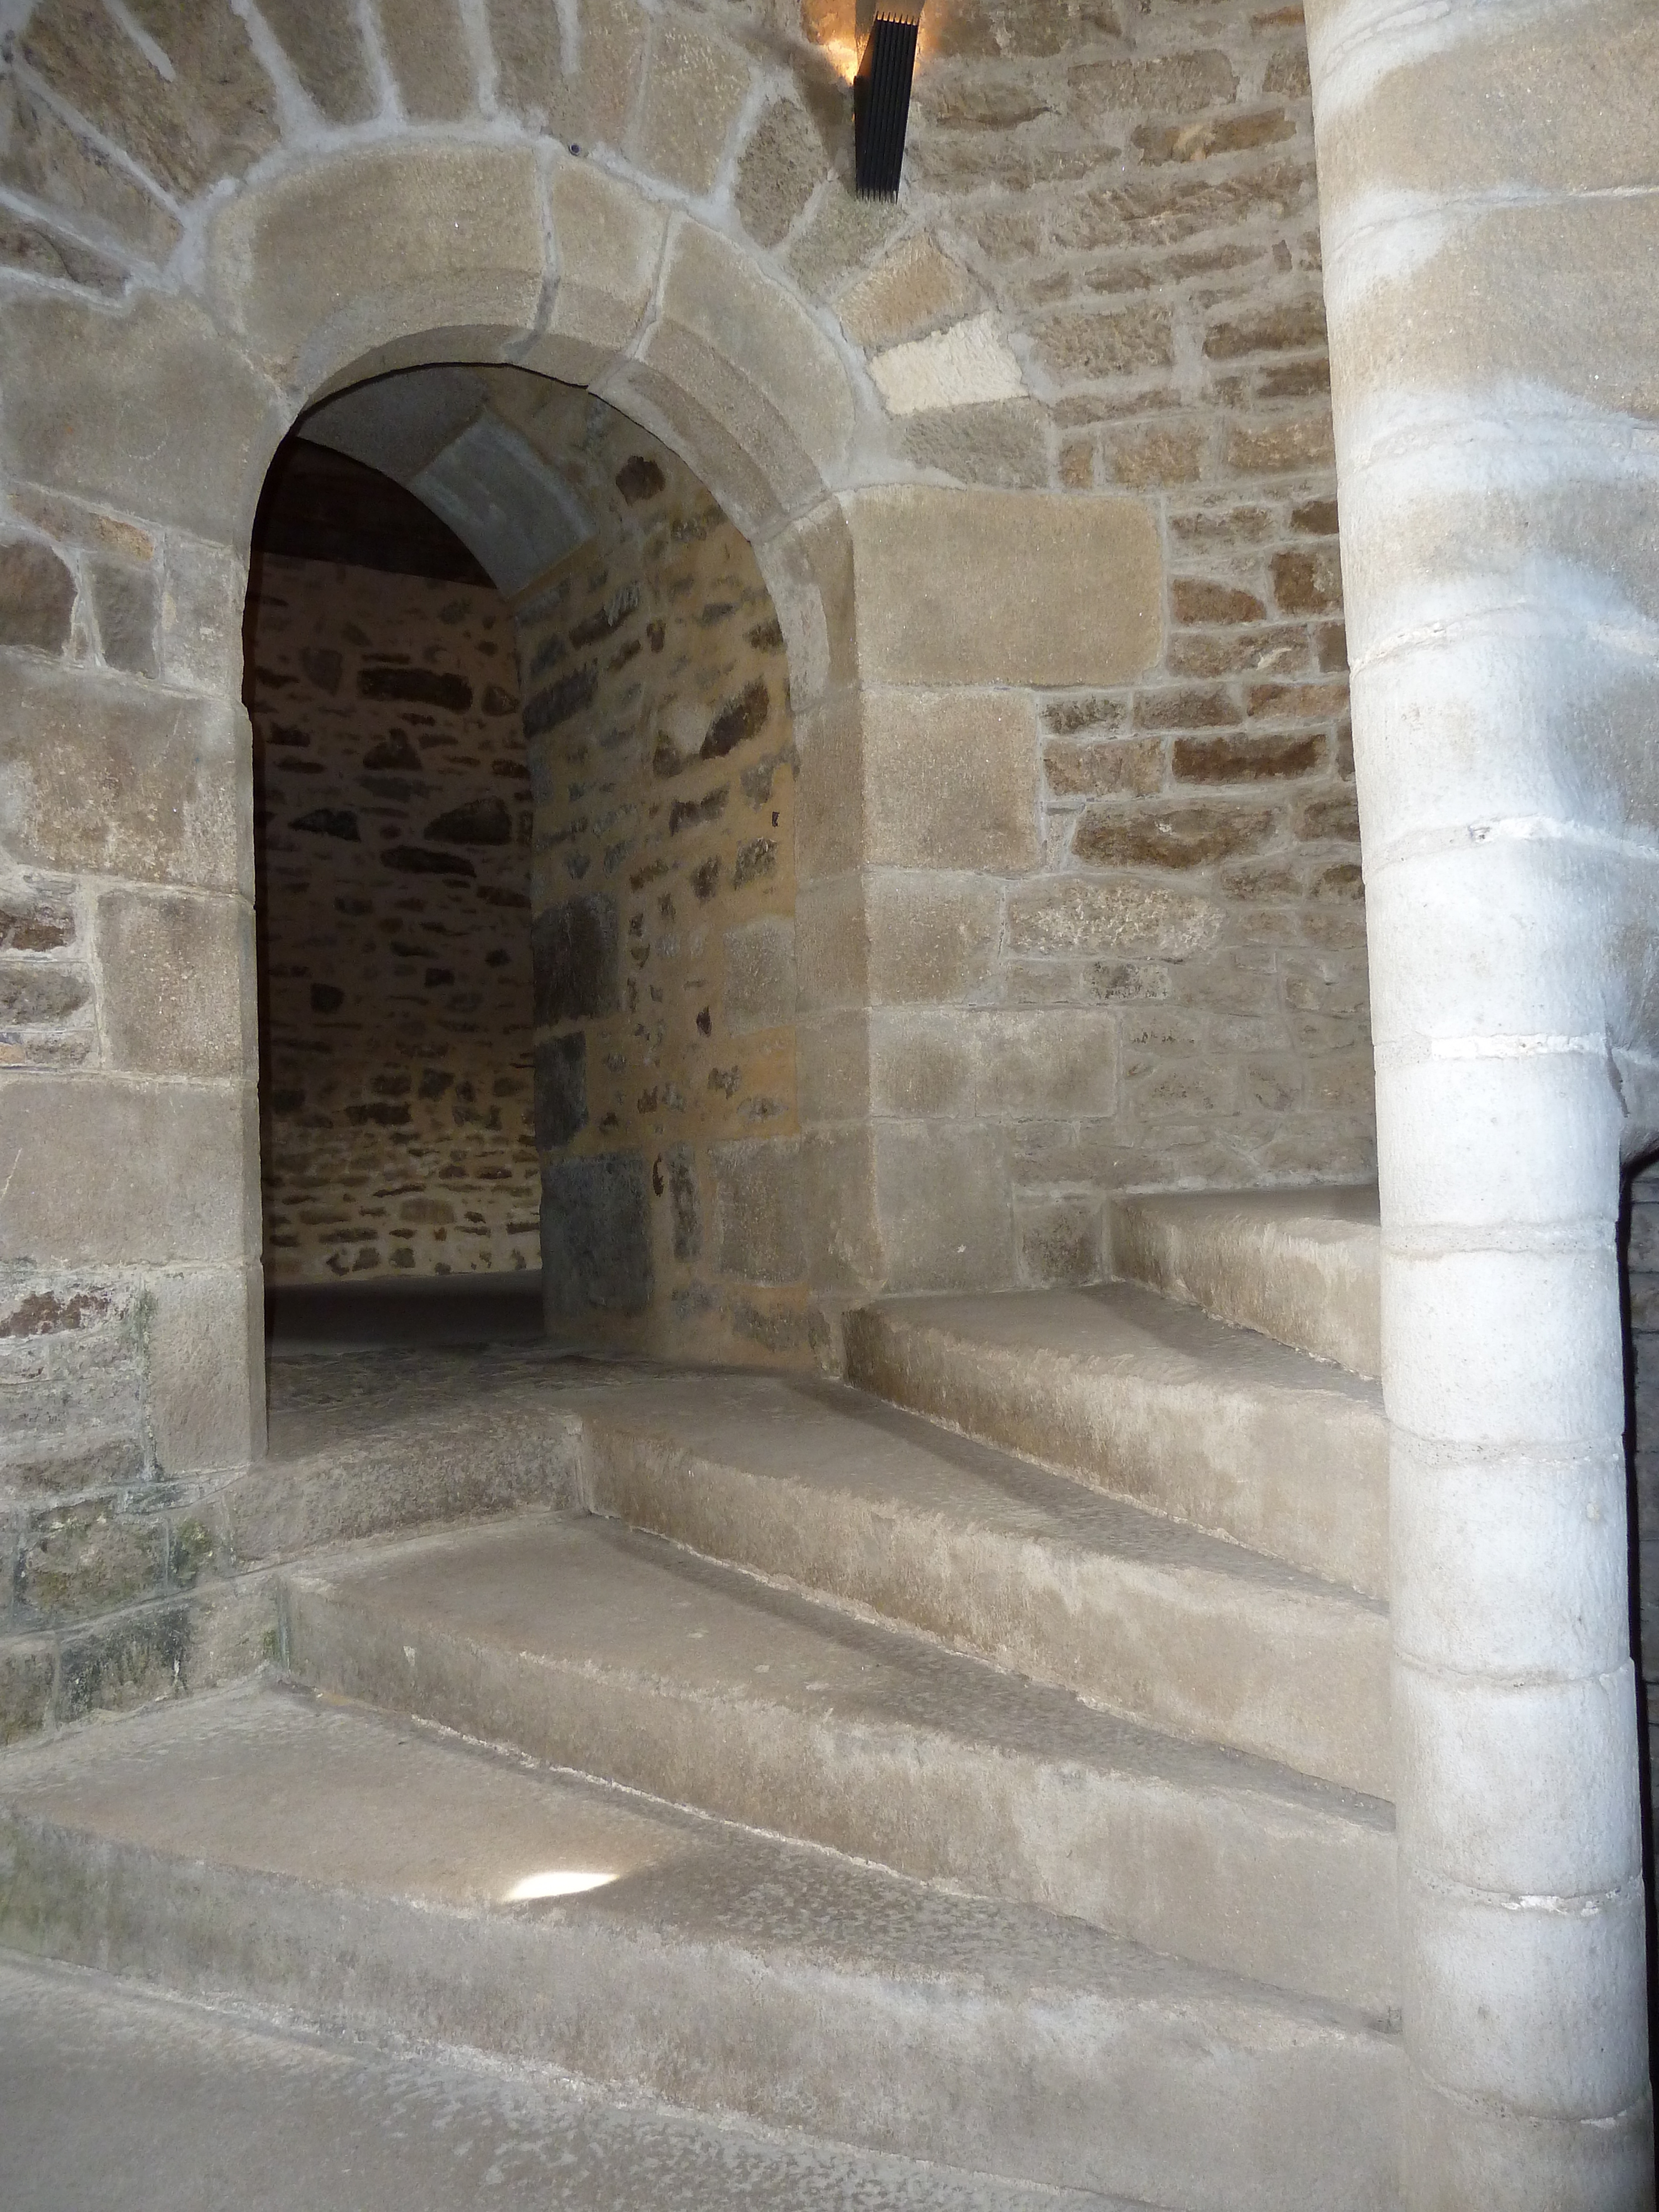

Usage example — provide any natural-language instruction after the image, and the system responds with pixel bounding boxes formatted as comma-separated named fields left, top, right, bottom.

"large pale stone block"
left=866, top=872, right=1001, bottom=1006
left=1395, top=1658, right=1641, bottom=1898
left=618, top=222, right=856, bottom=525
left=1401, top=1875, right=1649, bottom=2119
left=0, top=1077, right=257, bottom=1267
left=523, top=156, right=668, bottom=388
left=794, top=693, right=866, bottom=882
left=1381, top=1243, right=1626, bottom=1448
left=1376, top=1049, right=1623, bottom=1232
left=1314, top=6, right=1659, bottom=214
left=874, top=1122, right=1015, bottom=1293
left=1365, top=841, right=1611, bottom=1053
left=631, top=18, right=753, bottom=196
left=797, top=1011, right=871, bottom=1125
left=95, top=889, right=254, bottom=1080
left=1328, top=197, right=1659, bottom=425
left=1402, top=2068, right=1656, bottom=2212
left=801, top=1125, right=881, bottom=1296
left=723, top=916, right=796, bottom=1035
left=0, top=290, right=282, bottom=546
left=869, top=1010, right=973, bottom=1118
left=863, top=690, right=1039, bottom=874
left=1390, top=1438, right=1631, bottom=1681
left=973, top=1009, right=1119, bottom=1118
left=844, top=488, right=1161, bottom=687
left=795, top=875, right=868, bottom=1014
left=145, top=1265, right=265, bottom=1474
left=0, top=662, right=248, bottom=895
left=712, top=1138, right=805, bottom=1285
left=209, top=142, right=546, bottom=391
left=160, top=538, right=247, bottom=699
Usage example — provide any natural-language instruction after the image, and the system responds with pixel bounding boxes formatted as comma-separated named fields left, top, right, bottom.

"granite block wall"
left=247, top=552, right=539, bottom=1285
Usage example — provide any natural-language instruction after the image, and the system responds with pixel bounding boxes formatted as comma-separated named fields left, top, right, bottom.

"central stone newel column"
left=1308, top=0, right=1659, bottom=2203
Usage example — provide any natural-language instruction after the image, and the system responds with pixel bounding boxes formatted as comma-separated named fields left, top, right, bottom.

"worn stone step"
left=1108, top=1188, right=1382, bottom=1380
left=0, top=1954, right=1138, bottom=2212
left=573, top=1371, right=1391, bottom=1797
left=276, top=1515, right=1397, bottom=2013
left=0, top=1682, right=1399, bottom=2212
left=843, top=1286, right=1388, bottom=1599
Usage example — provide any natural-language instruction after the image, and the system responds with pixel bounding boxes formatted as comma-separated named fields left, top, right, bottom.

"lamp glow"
left=506, top=1869, right=618, bottom=1902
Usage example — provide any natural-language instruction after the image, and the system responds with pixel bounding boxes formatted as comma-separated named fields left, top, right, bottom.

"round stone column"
left=1307, top=2, right=1659, bottom=2202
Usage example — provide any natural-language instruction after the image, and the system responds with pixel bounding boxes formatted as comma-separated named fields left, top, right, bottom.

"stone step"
left=573, top=1371, right=1391, bottom=1797
left=843, top=1286, right=1388, bottom=1599
left=0, top=1682, right=1400, bottom=2212
left=1108, top=1187, right=1382, bottom=1380
left=0, top=1955, right=1135, bottom=2212
left=276, top=1514, right=1397, bottom=2013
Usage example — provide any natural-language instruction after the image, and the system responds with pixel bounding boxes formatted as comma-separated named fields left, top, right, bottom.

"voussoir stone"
left=488, top=0, right=648, bottom=151
left=631, top=17, right=754, bottom=197
left=619, top=222, right=856, bottom=522
left=20, top=0, right=279, bottom=204
left=208, top=143, right=547, bottom=392
left=523, top=156, right=668, bottom=387
left=845, top=487, right=1161, bottom=687
left=0, top=289, right=283, bottom=546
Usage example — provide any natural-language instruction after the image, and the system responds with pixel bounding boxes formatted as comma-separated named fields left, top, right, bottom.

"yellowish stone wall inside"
left=508, top=392, right=806, bottom=1363
left=248, top=554, right=539, bottom=1285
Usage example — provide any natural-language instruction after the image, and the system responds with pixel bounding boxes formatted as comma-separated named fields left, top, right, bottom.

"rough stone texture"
left=631, top=17, right=753, bottom=197
left=257, top=0, right=376, bottom=123
left=375, top=0, right=481, bottom=119
left=246, top=552, right=538, bottom=1284
left=0, top=541, right=75, bottom=656
left=1629, top=1160, right=1659, bottom=1913
left=735, top=99, right=830, bottom=252
left=208, top=140, right=546, bottom=389
left=506, top=379, right=806, bottom=1363
left=19, top=0, right=280, bottom=202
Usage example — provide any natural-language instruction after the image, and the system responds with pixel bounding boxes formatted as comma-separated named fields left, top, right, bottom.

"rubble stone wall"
left=248, top=553, right=539, bottom=1287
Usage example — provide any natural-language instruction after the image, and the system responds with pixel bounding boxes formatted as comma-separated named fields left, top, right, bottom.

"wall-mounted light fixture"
left=854, top=2, right=922, bottom=200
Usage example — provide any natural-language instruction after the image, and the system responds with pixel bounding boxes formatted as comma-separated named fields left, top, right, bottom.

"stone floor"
left=0, top=1955, right=1109, bottom=2212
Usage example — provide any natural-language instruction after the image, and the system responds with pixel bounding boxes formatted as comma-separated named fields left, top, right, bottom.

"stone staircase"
left=0, top=1188, right=1395, bottom=2211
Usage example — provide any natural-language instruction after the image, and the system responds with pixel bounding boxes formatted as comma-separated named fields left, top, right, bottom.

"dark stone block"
left=667, top=1144, right=701, bottom=1262
left=425, top=796, right=513, bottom=844
left=292, top=807, right=360, bottom=841
left=309, top=983, right=343, bottom=1013
left=702, top=677, right=770, bottom=760
left=0, top=539, right=75, bottom=655
left=535, top=1032, right=588, bottom=1150
left=382, top=846, right=476, bottom=877
left=533, top=895, right=619, bottom=1024
left=300, top=645, right=343, bottom=692
left=524, top=665, right=598, bottom=738
left=615, top=455, right=666, bottom=503
left=482, top=683, right=519, bottom=715
left=542, top=1152, right=653, bottom=1317
left=357, top=666, right=473, bottom=711
left=0, top=959, right=89, bottom=1024
left=58, top=1602, right=194, bottom=1721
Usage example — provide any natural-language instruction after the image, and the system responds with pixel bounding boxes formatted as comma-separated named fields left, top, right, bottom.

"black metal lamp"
left=854, top=2, right=922, bottom=199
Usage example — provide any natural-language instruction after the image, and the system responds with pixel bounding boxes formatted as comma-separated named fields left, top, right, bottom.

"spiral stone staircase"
left=0, top=1190, right=1397, bottom=2211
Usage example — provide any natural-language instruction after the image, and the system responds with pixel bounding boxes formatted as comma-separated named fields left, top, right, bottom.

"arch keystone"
left=207, top=142, right=547, bottom=394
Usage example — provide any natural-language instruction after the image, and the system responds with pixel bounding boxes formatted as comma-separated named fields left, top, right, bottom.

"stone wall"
left=0, top=0, right=1378, bottom=1526
left=248, top=550, right=539, bottom=1286
left=795, top=0, right=1372, bottom=1261
left=497, top=383, right=805, bottom=1361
